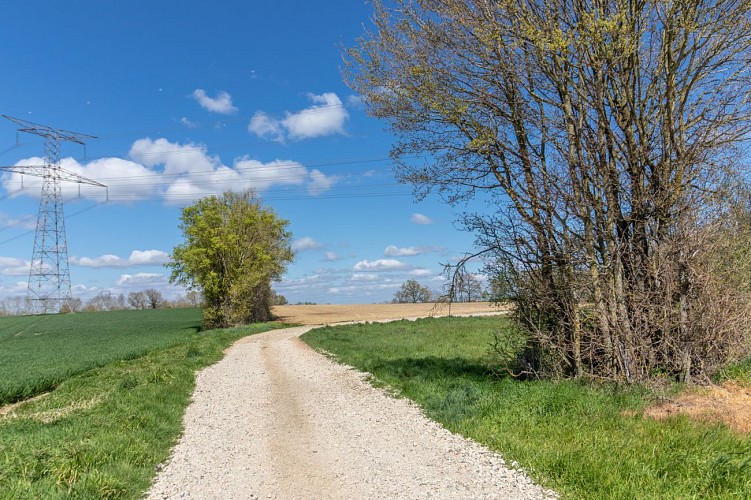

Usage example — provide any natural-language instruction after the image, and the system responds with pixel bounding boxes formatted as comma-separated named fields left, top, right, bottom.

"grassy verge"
left=301, top=317, right=751, bottom=499
left=0, top=318, right=285, bottom=498
left=714, top=358, right=751, bottom=386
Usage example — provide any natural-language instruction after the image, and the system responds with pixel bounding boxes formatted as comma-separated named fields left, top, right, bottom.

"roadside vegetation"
left=0, top=308, right=284, bottom=498
left=349, top=0, right=751, bottom=383
left=302, top=316, right=751, bottom=499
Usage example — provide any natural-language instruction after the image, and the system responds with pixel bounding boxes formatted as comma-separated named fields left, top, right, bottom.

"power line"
left=105, top=191, right=412, bottom=202
left=90, top=156, right=396, bottom=182
left=91, top=102, right=351, bottom=141
left=0, top=201, right=106, bottom=246
left=0, top=143, right=22, bottom=158
left=0, top=155, right=406, bottom=192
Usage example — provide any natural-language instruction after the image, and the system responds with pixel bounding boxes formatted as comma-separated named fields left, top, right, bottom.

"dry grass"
left=644, top=381, right=751, bottom=434
left=272, top=302, right=505, bottom=325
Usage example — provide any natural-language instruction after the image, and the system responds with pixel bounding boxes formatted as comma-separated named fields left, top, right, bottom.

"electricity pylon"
left=0, top=115, right=107, bottom=314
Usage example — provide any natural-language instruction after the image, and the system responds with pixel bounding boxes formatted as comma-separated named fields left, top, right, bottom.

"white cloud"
left=249, top=92, right=349, bottom=141
left=129, top=138, right=220, bottom=175
left=0, top=212, right=36, bottom=230
left=275, top=274, right=325, bottom=292
left=323, top=252, right=345, bottom=262
left=353, top=259, right=410, bottom=271
left=292, top=237, right=322, bottom=252
left=283, top=93, right=349, bottom=139
left=127, top=250, right=170, bottom=266
left=346, top=94, right=363, bottom=107
left=248, top=112, right=284, bottom=142
left=2, top=138, right=338, bottom=205
left=72, top=250, right=170, bottom=268
left=0, top=256, right=30, bottom=276
left=180, top=117, right=199, bottom=128
left=233, top=157, right=309, bottom=191
left=384, top=245, right=440, bottom=257
left=116, top=272, right=169, bottom=287
left=411, top=213, right=433, bottom=225
left=409, top=269, right=434, bottom=277
left=192, top=89, right=238, bottom=115
left=0, top=281, right=29, bottom=299
left=6, top=155, right=159, bottom=202
left=308, top=169, right=338, bottom=196
left=275, top=262, right=448, bottom=303
left=351, top=273, right=378, bottom=281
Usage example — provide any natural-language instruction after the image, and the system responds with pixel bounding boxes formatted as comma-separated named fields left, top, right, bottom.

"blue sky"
left=0, top=0, right=482, bottom=305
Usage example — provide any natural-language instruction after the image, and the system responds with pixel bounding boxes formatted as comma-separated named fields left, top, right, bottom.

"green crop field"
left=0, top=308, right=205, bottom=405
left=0, top=308, right=284, bottom=498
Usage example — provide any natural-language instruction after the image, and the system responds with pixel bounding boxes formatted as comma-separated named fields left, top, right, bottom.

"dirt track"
left=148, top=307, right=553, bottom=499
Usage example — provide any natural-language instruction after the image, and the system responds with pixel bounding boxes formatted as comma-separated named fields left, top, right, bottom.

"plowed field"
left=272, top=302, right=507, bottom=325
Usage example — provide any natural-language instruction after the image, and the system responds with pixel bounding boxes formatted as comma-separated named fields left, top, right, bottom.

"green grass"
left=0, top=308, right=205, bottom=405
left=714, top=358, right=751, bottom=386
left=0, top=309, right=285, bottom=498
left=302, top=317, right=751, bottom=499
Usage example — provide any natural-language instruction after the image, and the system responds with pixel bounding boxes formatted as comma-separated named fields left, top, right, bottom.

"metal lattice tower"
left=1, top=115, right=106, bottom=314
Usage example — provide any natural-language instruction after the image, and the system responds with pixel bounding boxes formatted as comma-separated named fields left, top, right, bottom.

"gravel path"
left=147, top=323, right=556, bottom=499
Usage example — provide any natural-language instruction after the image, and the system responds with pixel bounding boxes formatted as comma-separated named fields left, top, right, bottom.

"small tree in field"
left=393, top=280, right=431, bottom=303
left=169, top=190, right=293, bottom=328
left=144, top=288, right=163, bottom=309
left=60, top=297, right=83, bottom=314
left=448, top=271, right=484, bottom=303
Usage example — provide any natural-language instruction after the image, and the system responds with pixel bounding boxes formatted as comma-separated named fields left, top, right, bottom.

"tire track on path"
left=148, top=322, right=555, bottom=499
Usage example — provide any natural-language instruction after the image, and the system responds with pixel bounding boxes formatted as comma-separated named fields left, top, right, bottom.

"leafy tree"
left=393, top=280, right=431, bottom=303
left=271, top=290, right=288, bottom=306
left=169, top=190, right=293, bottom=328
left=128, top=291, right=147, bottom=310
left=348, top=0, right=751, bottom=381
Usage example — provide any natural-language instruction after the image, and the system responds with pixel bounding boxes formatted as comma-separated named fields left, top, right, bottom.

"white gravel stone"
left=147, top=323, right=557, bottom=499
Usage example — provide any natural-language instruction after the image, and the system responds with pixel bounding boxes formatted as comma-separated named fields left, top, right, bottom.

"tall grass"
left=302, top=317, right=751, bottom=499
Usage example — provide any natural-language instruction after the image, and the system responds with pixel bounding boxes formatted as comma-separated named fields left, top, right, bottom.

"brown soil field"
left=272, top=302, right=507, bottom=325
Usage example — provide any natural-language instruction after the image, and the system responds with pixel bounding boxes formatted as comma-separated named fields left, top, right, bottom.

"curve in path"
left=148, top=323, right=555, bottom=499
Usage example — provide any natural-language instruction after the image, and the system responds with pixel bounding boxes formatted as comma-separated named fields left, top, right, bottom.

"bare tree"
left=348, top=0, right=751, bottom=382
left=116, top=293, right=127, bottom=310
left=60, top=297, right=83, bottom=313
left=449, top=272, right=483, bottom=303
left=128, top=291, right=147, bottom=310
left=144, top=288, right=163, bottom=309
left=85, top=291, right=120, bottom=312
